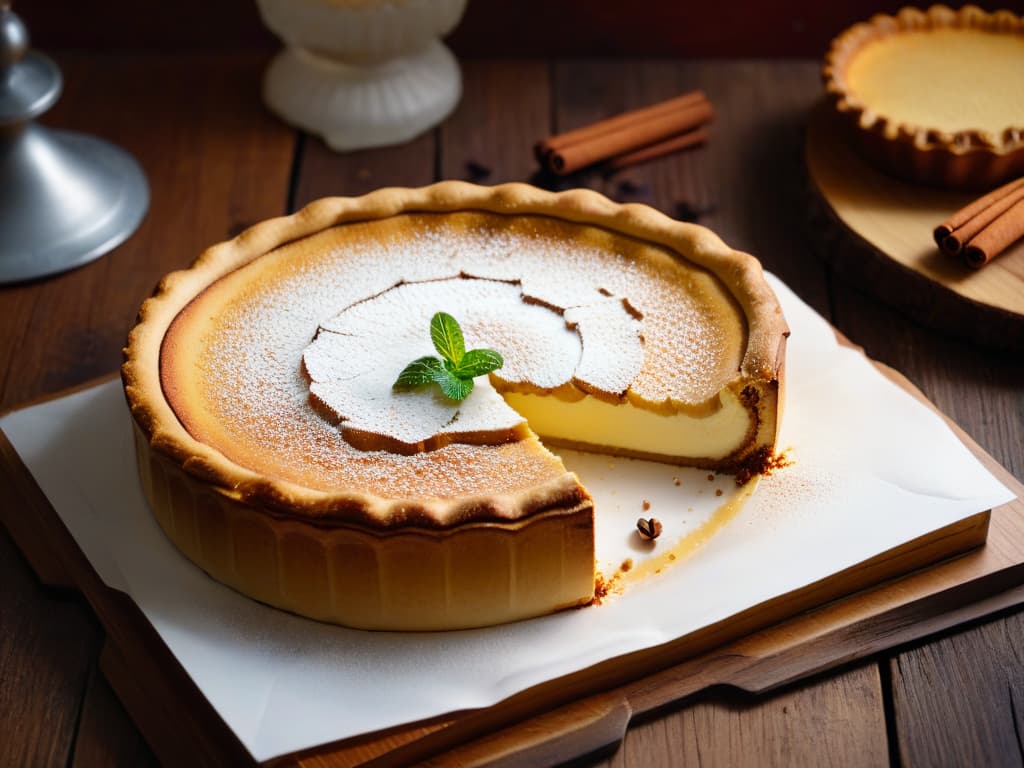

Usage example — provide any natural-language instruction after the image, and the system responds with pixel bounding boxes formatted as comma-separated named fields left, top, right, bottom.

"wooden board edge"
left=403, top=577, right=1024, bottom=768
left=803, top=102, right=1024, bottom=351
left=0, top=360, right=1021, bottom=768
left=0, top=428, right=78, bottom=589
left=0, top=371, right=121, bottom=418
left=0, top=426, right=257, bottom=767
left=349, top=509, right=1003, bottom=768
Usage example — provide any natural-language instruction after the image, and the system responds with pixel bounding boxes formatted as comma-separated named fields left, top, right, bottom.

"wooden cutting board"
left=1, top=354, right=1022, bottom=768
left=805, top=103, right=1024, bottom=350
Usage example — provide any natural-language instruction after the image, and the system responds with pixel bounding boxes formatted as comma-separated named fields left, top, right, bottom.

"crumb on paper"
left=736, top=448, right=794, bottom=485
left=673, top=476, right=681, bottom=486
left=592, top=561, right=633, bottom=606
left=707, top=473, right=715, bottom=481
left=642, top=499, right=651, bottom=511
left=763, top=451, right=794, bottom=476
left=592, top=573, right=610, bottom=605
left=715, top=488, right=723, bottom=497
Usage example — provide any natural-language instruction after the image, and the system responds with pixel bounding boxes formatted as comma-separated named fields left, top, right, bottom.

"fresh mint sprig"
left=393, top=312, right=504, bottom=401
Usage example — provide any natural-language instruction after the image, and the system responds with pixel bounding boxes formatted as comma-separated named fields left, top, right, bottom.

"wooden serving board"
left=1, top=356, right=1023, bottom=768
left=805, top=103, right=1024, bottom=350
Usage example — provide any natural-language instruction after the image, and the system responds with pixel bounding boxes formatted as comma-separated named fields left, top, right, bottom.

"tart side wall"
left=823, top=4, right=1024, bottom=190
left=133, top=426, right=596, bottom=631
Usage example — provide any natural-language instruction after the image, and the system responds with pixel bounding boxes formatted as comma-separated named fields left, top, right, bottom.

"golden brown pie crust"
left=824, top=5, right=1024, bottom=189
left=122, top=182, right=788, bottom=630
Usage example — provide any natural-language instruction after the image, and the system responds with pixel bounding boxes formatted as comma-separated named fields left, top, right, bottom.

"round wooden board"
left=805, top=103, right=1024, bottom=350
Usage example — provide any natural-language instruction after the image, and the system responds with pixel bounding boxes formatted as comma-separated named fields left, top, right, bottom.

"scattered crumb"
left=613, top=179, right=650, bottom=201
left=715, top=488, right=723, bottom=497
left=642, top=499, right=651, bottom=511
left=762, top=451, right=794, bottom=477
left=674, top=200, right=718, bottom=223
left=465, top=160, right=492, bottom=183
left=668, top=553, right=676, bottom=561
left=736, top=448, right=793, bottom=485
left=673, top=476, right=681, bottom=486
left=591, top=556, right=636, bottom=606
left=707, top=473, right=715, bottom=482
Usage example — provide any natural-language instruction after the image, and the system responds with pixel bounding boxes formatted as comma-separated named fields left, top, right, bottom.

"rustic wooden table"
left=2, top=54, right=1022, bottom=767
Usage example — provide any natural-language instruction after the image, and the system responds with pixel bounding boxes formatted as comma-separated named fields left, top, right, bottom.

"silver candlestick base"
left=0, top=5, right=148, bottom=284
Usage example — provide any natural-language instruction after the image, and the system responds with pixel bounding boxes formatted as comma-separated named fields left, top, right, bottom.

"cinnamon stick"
left=605, top=127, right=710, bottom=171
left=963, top=197, right=1024, bottom=268
left=934, top=176, right=1024, bottom=249
left=534, top=90, right=708, bottom=161
left=939, top=183, right=1024, bottom=255
left=550, top=98, right=714, bottom=175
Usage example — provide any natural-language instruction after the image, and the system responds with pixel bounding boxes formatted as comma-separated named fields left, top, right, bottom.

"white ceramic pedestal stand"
left=257, top=0, right=467, bottom=151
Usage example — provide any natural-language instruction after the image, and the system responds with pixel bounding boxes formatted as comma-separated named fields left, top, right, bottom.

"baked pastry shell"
left=823, top=5, right=1024, bottom=190
left=122, top=182, right=788, bottom=629
left=123, top=182, right=788, bottom=528
left=135, top=425, right=594, bottom=630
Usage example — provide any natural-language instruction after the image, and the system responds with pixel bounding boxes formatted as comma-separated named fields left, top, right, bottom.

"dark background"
left=20, top=0, right=990, bottom=56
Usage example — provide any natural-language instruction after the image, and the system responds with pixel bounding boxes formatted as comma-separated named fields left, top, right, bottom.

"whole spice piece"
left=535, top=90, right=714, bottom=176
left=934, top=176, right=1024, bottom=268
left=636, top=517, right=662, bottom=541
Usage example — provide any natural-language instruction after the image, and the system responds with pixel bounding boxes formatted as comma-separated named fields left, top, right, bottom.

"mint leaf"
left=436, top=368, right=474, bottom=400
left=430, top=312, right=465, bottom=365
left=394, top=312, right=504, bottom=402
left=393, top=356, right=444, bottom=388
left=453, top=348, right=504, bottom=378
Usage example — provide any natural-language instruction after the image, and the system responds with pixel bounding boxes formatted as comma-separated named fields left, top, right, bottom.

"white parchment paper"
left=1, top=275, right=1013, bottom=761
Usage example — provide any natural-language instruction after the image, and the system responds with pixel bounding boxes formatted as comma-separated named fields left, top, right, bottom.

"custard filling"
left=846, top=29, right=1024, bottom=135
left=503, top=388, right=753, bottom=461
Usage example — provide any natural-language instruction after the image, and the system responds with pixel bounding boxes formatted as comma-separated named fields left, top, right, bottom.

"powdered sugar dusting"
left=187, top=212, right=745, bottom=498
left=565, top=299, right=644, bottom=396
left=305, top=278, right=573, bottom=446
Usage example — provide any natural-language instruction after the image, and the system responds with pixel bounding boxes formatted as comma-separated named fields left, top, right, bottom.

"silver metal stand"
left=0, top=4, right=148, bottom=284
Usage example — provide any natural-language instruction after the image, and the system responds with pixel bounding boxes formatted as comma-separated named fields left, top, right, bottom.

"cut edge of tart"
left=823, top=4, right=1024, bottom=189
left=122, top=182, right=788, bottom=630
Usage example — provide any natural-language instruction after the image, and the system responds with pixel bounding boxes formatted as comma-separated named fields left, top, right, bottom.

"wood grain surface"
left=805, top=106, right=1024, bottom=349
left=1, top=53, right=1022, bottom=768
